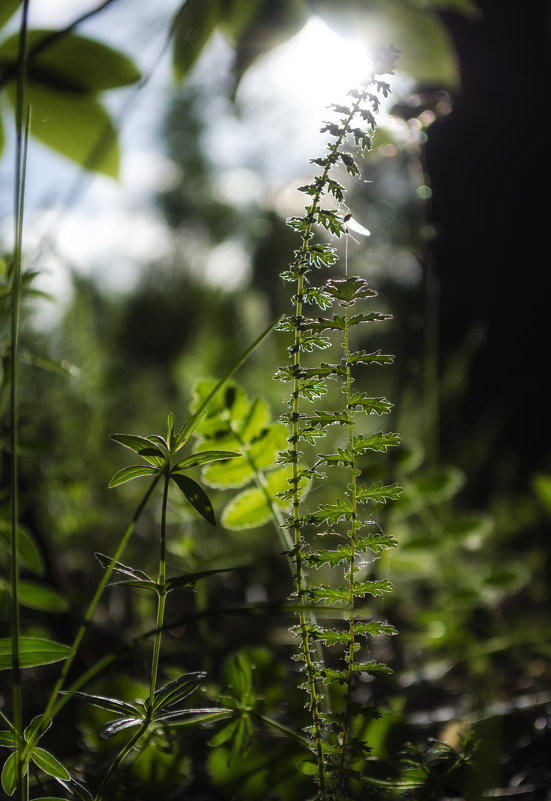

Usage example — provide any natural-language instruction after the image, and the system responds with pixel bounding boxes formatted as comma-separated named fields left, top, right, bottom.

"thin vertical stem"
left=337, top=300, right=358, bottom=796
left=11, top=3, right=30, bottom=798
left=149, top=472, right=170, bottom=704
left=21, top=476, right=159, bottom=766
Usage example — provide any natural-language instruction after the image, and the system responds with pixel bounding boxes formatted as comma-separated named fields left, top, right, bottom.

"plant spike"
left=276, top=44, right=401, bottom=799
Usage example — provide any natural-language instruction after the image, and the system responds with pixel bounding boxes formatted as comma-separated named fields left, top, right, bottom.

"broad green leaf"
left=0, top=637, right=71, bottom=670
left=70, top=691, right=142, bottom=716
left=18, top=580, right=68, bottom=612
left=5, top=82, right=119, bottom=177
left=202, top=424, right=287, bottom=488
left=0, top=30, right=141, bottom=91
left=172, top=0, right=219, bottom=80
left=238, top=398, right=271, bottom=440
left=99, top=716, right=142, bottom=740
left=1, top=751, right=17, bottom=796
left=219, top=0, right=263, bottom=39
left=0, top=524, right=44, bottom=575
left=30, top=748, right=70, bottom=781
left=172, top=449, right=240, bottom=472
left=221, top=466, right=291, bottom=529
left=151, top=671, right=205, bottom=714
left=109, top=434, right=165, bottom=466
left=171, top=473, right=215, bottom=525
left=108, top=465, right=157, bottom=488
left=191, top=380, right=249, bottom=437
left=94, top=553, right=152, bottom=582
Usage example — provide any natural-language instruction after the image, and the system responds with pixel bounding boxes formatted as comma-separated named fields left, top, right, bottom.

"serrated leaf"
left=353, top=579, right=392, bottom=598
left=151, top=671, right=205, bottom=714
left=1, top=751, right=17, bottom=796
left=0, top=30, right=141, bottom=91
left=0, top=637, right=71, bottom=670
left=94, top=553, right=152, bottom=582
left=108, top=465, right=157, bottom=488
left=355, top=482, right=402, bottom=505
left=5, top=82, right=119, bottom=177
left=347, top=349, right=394, bottom=366
left=171, top=473, right=215, bottom=525
left=17, top=580, right=68, bottom=612
left=30, top=748, right=70, bottom=781
left=172, top=449, right=240, bottom=472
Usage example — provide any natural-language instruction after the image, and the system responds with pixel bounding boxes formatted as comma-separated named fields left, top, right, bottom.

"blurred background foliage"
left=1, top=0, right=550, bottom=798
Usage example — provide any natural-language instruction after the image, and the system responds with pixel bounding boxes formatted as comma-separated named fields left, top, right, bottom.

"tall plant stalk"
left=276, top=45, right=402, bottom=798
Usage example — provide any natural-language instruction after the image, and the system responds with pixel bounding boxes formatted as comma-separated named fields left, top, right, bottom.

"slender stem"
left=11, top=4, right=30, bottom=799
left=149, top=472, right=170, bottom=705
left=337, top=299, right=358, bottom=797
left=94, top=719, right=150, bottom=801
left=21, top=476, right=159, bottom=763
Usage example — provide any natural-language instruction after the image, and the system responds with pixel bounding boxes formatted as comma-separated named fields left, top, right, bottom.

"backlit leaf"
left=99, top=716, right=142, bottom=740
left=70, top=691, right=142, bottom=717
left=0, top=30, right=141, bottom=91
left=171, top=473, right=215, bottom=525
left=1, top=751, right=17, bottom=796
left=18, top=580, right=68, bottom=612
left=172, top=0, right=218, bottom=80
left=6, top=82, right=119, bottom=177
left=172, top=449, right=240, bottom=472
left=0, top=637, right=71, bottom=670
left=94, top=553, right=152, bottom=582
left=108, top=465, right=157, bottom=488
left=151, top=671, right=205, bottom=714
left=30, top=748, right=70, bottom=781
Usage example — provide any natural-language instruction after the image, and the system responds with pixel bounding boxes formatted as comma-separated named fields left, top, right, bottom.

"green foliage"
left=274, top=45, right=403, bottom=799
left=0, top=19, right=140, bottom=172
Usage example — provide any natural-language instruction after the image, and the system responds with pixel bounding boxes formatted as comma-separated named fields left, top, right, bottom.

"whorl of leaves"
left=275, top=44, right=402, bottom=799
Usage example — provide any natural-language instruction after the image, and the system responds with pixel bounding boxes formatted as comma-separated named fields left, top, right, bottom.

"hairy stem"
left=336, top=298, right=359, bottom=796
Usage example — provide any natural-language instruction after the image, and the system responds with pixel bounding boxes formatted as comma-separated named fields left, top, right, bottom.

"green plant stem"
left=21, top=475, right=159, bottom=764
left=94, top=719, right=150, bottom=801
left=336, top=298, right=359, bottom=797
left=149, top=472, right=170, bottom=705
left=10, top=4, right=30, bottom=798
left=289, top=97, right=365, bottom=800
